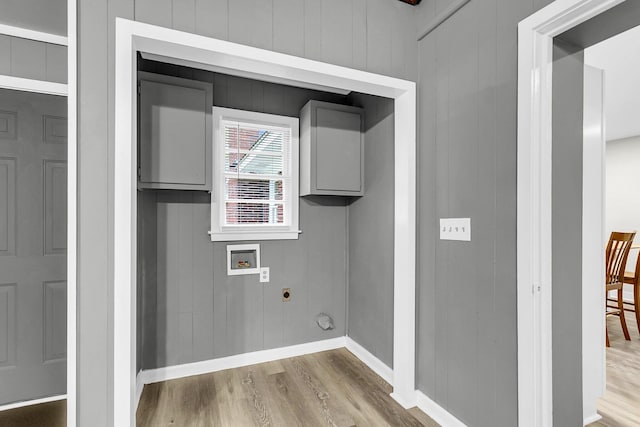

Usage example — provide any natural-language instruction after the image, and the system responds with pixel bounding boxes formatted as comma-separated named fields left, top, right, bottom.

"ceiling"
left=585, top=24, right=640, bottom=141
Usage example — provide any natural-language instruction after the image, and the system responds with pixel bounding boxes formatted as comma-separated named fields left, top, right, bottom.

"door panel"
left=0, top=284, right=16, bottom=367
left=0, top=88, right=67, bottom=405
left=0, top=157, right=16, bottom=256
left=44, top=160, right=67, bottom=255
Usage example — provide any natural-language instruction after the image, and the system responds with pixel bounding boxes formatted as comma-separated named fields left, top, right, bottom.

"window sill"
left=209, top=230, right=301, bottom=242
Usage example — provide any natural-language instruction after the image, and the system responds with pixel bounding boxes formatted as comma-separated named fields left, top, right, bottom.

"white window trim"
left=211, top=107, right=300, bottom=241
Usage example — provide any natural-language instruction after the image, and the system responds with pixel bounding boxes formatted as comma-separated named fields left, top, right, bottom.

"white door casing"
left=518, top=0, right=627, bottom=425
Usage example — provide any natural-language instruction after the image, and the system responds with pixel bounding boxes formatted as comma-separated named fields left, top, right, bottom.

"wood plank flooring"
left=0, top=400, right=66, bottom=427
left=589, top=315, right=640, bottom=427
left=137, top=348, right=440, bottom=427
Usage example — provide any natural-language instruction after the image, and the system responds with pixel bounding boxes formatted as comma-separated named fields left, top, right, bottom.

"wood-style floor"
left=590, top=315, right=640, bottom=427
left=0, top=400, right=66, bottom=427
left=137, top=348, right=439, bottom=427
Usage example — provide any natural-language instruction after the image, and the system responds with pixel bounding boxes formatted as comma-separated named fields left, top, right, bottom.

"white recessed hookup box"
left=227, top=244, right=261, bottom=275
left=440, top=218, right=471, bottom=241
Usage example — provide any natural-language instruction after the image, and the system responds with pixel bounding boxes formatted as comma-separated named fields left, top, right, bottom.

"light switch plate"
left=440, top=218, right=471, bottom=241
left=260, top=267, right=270, bottom=283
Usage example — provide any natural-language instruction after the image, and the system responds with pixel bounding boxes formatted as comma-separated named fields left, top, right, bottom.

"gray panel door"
left=0, top=88, right=67, bottom=405
left=315, top=107, right=362, bottom=192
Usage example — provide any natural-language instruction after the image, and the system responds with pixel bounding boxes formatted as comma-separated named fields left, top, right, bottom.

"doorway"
left=583, top=28, right=640, bottom=424
left=518, top=0, right=640, bottom=425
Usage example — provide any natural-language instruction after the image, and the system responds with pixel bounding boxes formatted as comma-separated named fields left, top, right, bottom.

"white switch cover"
left=440, top=218, right=471, bottom=241
left=260, top=267, right=270, bottom=283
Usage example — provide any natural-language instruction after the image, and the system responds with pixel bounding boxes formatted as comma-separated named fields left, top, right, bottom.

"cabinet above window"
left=300, top=100, right=364, bottom=197
left=138, top=71, right=213, bottom=191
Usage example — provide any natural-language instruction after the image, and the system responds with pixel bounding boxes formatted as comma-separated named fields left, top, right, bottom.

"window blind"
left=221, top=120, right=291, bottom=226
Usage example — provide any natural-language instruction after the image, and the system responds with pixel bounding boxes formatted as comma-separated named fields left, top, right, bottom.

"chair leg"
left=606, top=323, right=610, bottom=347
left=618, top=289, right=631, bottom=341
left=635, top=284, right=640, bottom=334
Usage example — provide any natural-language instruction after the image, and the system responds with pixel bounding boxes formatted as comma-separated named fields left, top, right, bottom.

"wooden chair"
left=613, top=247, right=640, bottom=334
left=605, top=231, right=635, bottom=346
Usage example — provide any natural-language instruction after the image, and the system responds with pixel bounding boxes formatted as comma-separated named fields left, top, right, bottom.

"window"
left=211, top=107, right=299, bottom=241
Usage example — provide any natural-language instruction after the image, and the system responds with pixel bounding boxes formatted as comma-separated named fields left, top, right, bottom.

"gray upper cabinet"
left=300, top=100, right=364, bottom=196
left=138, top=72, right=213, bottom=191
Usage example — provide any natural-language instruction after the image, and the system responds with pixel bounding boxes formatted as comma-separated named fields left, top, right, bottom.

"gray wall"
left=27, top=0, right=597, bottom=424
left=136, top=69, right=352, bottom=371
left=415, top=0, right=553, bottom=426
left=551, top=38, right=584, bottom=427
left=78, top=1, right=417, bottom=424
left=346, top=93, right=395, bottom=367
left=0, top=35, right=66, bottom=83
left=0, top=0, right=67, bottom=36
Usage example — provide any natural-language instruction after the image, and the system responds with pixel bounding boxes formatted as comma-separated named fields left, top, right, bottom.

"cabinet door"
left=315, top=107, right=362, bottom=193
left=139, top=72, right=212, bottom=190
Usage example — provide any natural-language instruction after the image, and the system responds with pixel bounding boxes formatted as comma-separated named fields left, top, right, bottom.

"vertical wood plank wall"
left=551, top=39, right=584, bottom=427
left=347, top=92, right=395, bottom=368
left=0, top=36, right=67, bottom=84
left=135, top=65, right=354, bottom=370
left=415, top=0, right=555, bottom=426
left=133, top=0, right=418, bottom=82
left=0, top=0, right=67, bottom=37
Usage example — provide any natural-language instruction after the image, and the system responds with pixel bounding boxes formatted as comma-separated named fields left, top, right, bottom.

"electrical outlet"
left=260, top=267, right=270, bottom=283
left=282, top=288, right=291, bottom=302
left=440, top=218, right=471, bottom=241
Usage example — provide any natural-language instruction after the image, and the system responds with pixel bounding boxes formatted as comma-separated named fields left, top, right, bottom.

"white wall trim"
left=0, top=23, right=68, bottom=46
left=0, top=394, right=66, bottom=412
left=344, top=337, right=393, bottom=385
left=584, top=413, right=603, bottom=426
left=114, top=18, right=416, bottom=426
left=66, top=0, right=77, bottom=425
left=134, top=371, right=145, bottom=411
left=517, top=0, right=627, bottom=425
left=415, top=390, right=467, bottom=427
left=0, top=75, right=67, bottom=96
left=138, top=338, right=346, bottom=389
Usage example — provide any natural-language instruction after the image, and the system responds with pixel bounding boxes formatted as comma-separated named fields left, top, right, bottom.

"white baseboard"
left=139, top=337, right=347, bottom=386
left=135, top=370, right=145, bottom=410
left=390, top=391, right=417, bottom=409
left=415, top=390, right=468, bottom=427
left=584, top=413, right=603, bottom=425
left=344, top=336, right=393, bottom=385
left=0, top=394, right=66, bottom=412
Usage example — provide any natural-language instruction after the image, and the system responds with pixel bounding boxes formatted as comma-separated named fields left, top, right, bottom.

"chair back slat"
left=606, top=231, right=636, bottom=284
